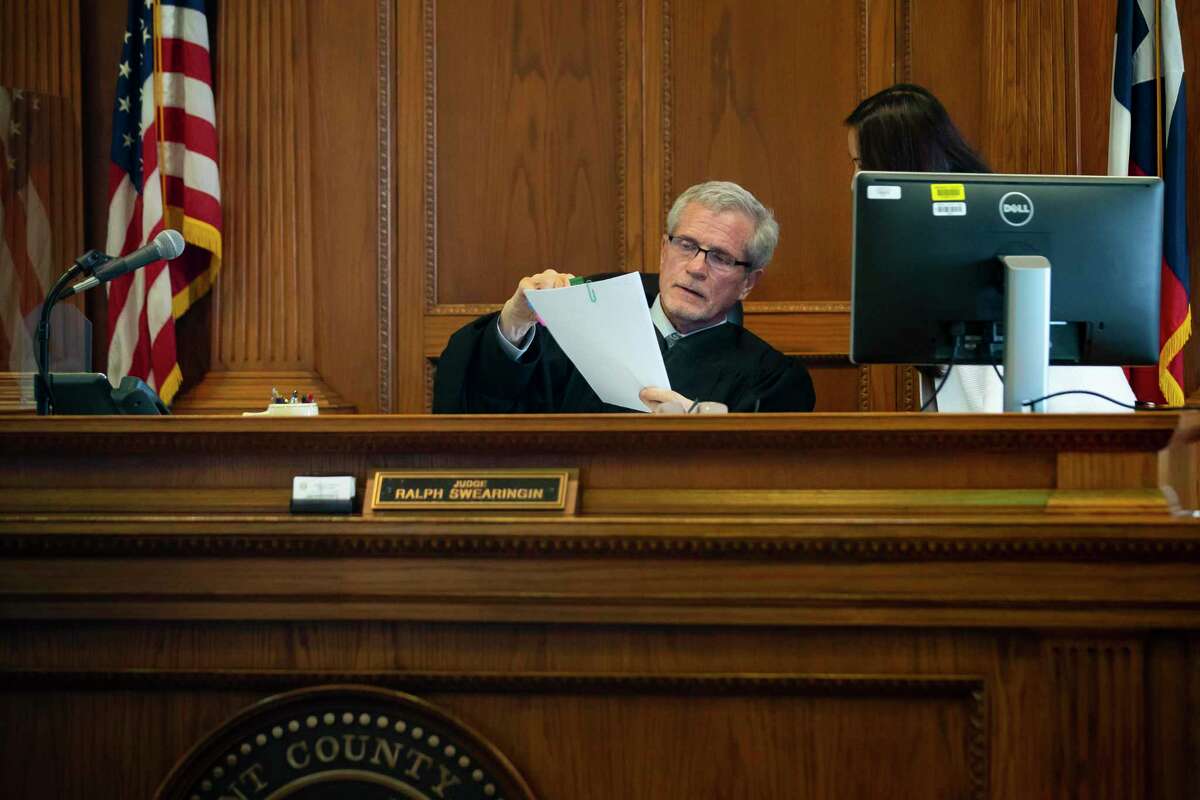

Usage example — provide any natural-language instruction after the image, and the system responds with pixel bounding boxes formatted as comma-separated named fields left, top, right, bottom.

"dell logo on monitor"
left=999, top=191, right=1035, bottom=226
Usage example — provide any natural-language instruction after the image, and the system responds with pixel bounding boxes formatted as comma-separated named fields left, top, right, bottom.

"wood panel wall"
left=0, top=0, right=83, bottom=376
left=26, top=1, right=1200, bottom=412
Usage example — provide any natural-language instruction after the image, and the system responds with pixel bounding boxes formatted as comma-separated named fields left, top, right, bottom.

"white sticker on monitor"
left=866, top=185, right=902, bottom=200
left=933, top=201, right=967, bottom=216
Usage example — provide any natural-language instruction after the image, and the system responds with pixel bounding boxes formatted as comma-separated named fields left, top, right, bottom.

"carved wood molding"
left=745, top=301, right=851, bottom=314
left=429, top=301, right=850, bottom=316
left=422, top=0, right=437, bottom=313
left=858, top=364, right=871, bottom=411
left=424, top=357, right=434, bottom=413
left=428, top=304, right=501, bottom=316
left=377, top=0, right=394, bottom=412
left=3, top=527, right=1198, bottom=563
left=0, top=667, right=985, bottom=697
left=615, top=0, right=627, bottom=273
left=0, top=416, right=1178, bottom=454
left=898, top=0, right=913, bottom=81
left=855, top=0, right=867, bottom=99
left=901, top=364, right=917, bottom=410
left=661, top=0, right=673, bottom=207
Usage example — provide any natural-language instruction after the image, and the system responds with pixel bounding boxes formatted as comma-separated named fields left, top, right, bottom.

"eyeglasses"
left=667, top=235, right=752, bottom=274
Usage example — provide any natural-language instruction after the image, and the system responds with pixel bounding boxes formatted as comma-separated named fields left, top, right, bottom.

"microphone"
left=66, top=229, right=186, bottom=295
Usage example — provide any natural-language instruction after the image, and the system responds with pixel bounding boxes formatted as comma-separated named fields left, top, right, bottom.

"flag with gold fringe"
left=105, top=0, right=221, bottom=405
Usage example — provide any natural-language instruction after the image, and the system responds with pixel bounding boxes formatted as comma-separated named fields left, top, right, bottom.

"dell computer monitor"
left=850, top=172, right=1163, bottom=377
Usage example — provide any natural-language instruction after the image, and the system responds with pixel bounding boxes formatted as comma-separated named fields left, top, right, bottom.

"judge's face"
left=658, top=203, right=762, bottom=334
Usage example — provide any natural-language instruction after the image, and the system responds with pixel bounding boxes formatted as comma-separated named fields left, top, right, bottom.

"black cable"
left=1020, top=389, right=1137, bottom=410
left=991, top=365, right=1140, bottom=410
left=919, top=365, right=954, bottom=411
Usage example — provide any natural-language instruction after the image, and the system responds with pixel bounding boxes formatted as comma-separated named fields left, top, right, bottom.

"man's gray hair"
left=665, top=181, right=780, bottom=269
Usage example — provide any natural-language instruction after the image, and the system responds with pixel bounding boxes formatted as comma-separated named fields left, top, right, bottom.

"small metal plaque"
left=370, top=470, right=572, bottom=512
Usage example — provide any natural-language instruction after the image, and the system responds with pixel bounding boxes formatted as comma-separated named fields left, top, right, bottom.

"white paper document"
left=524, top=272, right=670, bottom=412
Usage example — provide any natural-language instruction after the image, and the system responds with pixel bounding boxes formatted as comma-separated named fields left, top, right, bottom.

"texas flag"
left=1109, top=0, right=1190, bottom=406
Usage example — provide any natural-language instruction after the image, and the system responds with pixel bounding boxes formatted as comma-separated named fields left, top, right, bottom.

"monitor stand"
left=1000, top=255, right=1051, bottom=412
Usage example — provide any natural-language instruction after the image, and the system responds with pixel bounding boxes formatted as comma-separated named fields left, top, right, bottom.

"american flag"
left=1110, top=0, right=1191, bottom=406
left=0, top=87, right=54, bottom=374
left=106, top=0, right=221, bottom=405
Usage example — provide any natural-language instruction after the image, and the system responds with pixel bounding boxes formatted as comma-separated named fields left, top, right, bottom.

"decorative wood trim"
left=967, top=684, right=987, bottom=800
left=622, top=0, right=645, bottom=269
left=898, top=0, right=913, bottom=81
left=858, top=364, right=871, bottom=411
left=0, top=415, right=1180, bottom=454
left=745, top=301, right=851, bottom=314
left=423, top=0, right=437, bottom=313
left=428, top=301, right=852, bottom=316
left=615, top=0, right=627, bottom=272
left=1191, top=637, right=1200, bottom=799
left=901, top=364, right=917, bottom=410
left=5, top=486, right=1165, bottom=517
left=0, top=667, right=985, bottom=697
left=856, top=0, right=868, bottom=99
left=661, top=0, right=673, bottom=209
left=424, top=357, right=434, bottom=413
left=429, top=303, right=503, bottom=316
left=376, top=0, right=394, bottom=412
left=2, top=525, right=1198, bottom=563
left=425, top=311, right=851, bottom=359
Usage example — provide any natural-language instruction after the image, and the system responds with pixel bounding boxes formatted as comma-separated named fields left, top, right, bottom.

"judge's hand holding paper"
left=517, top=272, right=675, bottom=412
left=432, top=181, right=816, bottom=415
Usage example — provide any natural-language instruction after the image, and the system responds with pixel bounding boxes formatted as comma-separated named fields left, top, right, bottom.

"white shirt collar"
left=650, top=294, right=727, bottom=341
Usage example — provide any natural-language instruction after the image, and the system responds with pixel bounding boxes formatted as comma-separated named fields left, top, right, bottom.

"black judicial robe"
left=432, top=273, right=816, bottom=414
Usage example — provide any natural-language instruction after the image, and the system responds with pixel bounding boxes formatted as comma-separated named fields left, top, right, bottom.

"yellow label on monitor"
left=930, top=183, right=966, bottom=201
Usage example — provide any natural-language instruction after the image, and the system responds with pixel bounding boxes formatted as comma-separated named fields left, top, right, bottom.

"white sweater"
left=934, top=365, right=1136, bottom=413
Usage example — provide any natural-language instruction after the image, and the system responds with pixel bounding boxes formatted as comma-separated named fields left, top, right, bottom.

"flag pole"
left=1155, top=0, right=1164, bottom=177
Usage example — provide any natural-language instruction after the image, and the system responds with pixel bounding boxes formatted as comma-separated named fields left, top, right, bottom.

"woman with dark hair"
left=845, top=83, right=1135, bottom=412
left=845, top=83, right=988, bottom=174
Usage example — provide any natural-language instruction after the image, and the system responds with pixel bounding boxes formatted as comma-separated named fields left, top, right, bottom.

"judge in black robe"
left=433, top=180, right=816, bottom=414
left=434, top=273, right=815, bottom=413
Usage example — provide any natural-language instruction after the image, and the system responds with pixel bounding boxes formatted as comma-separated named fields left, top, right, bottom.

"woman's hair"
left=845, top=83, right=989, bottom=173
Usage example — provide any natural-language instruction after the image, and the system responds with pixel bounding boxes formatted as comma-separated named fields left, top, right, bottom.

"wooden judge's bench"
left=2, top=413, right=1199, bottom=798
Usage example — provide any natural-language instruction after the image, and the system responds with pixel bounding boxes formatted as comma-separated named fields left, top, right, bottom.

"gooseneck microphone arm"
left=35, top=252, right=110, bottom=415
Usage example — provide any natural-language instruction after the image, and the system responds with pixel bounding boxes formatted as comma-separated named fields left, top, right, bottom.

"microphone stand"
left=34, top=250, right=113, bottom=416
